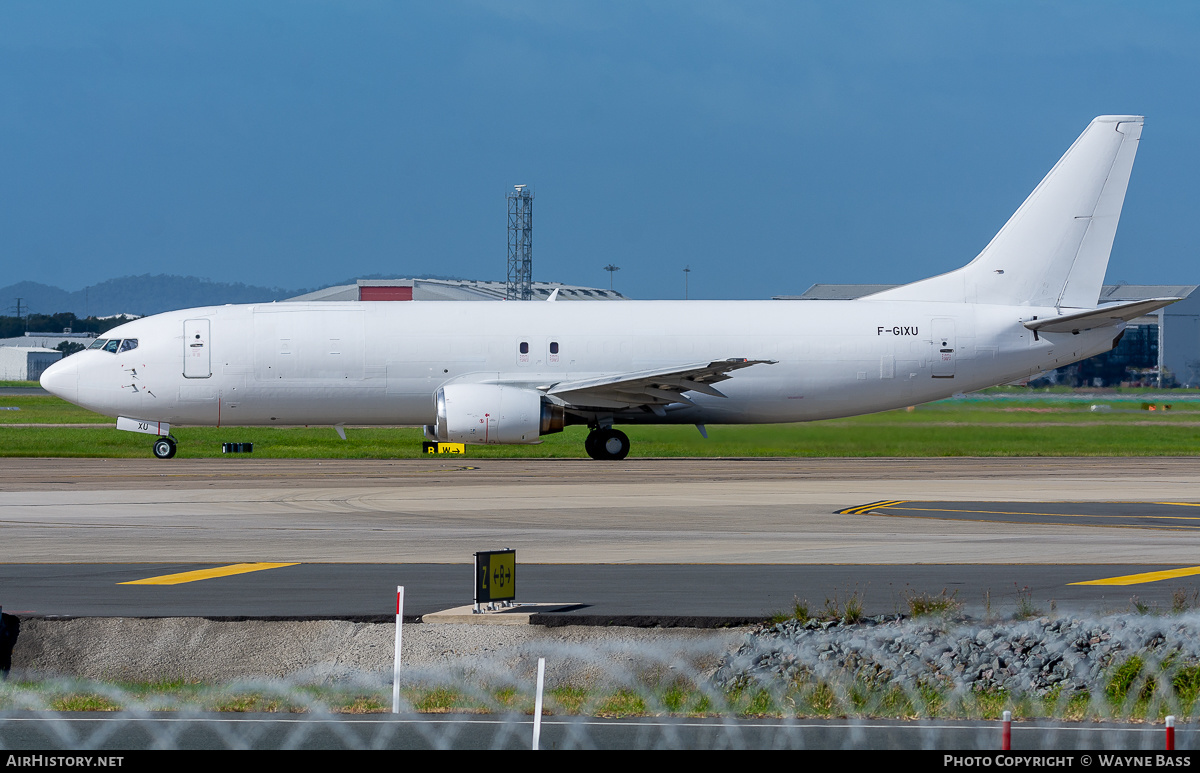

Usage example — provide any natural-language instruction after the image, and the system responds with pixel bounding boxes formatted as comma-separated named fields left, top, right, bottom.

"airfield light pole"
left=684, top=265, right=690, bottom=300
left=11, top=298, right=26, bottom=333
left=604, top=264, right=620, bottom=292
left=507, top=185, right=534, bottom=301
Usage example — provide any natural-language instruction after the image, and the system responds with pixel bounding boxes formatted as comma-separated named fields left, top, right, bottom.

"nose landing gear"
left=584, top=427, right=630, bottom=460
left=152, top=436, right=178, bottom=459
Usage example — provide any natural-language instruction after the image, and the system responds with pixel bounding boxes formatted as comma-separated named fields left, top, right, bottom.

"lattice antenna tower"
left=506, top=184, right=534, bottom=300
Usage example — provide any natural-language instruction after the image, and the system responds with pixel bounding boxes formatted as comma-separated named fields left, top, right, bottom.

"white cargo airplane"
left=41, top=115, right=1176, bottom=460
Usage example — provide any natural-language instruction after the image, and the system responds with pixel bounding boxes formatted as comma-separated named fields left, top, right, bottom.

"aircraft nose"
left=40, top=355, right=80, bottom=403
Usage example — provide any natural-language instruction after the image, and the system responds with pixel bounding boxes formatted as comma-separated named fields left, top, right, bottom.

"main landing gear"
left=152, top=435, right=178, bottom=459
left=585, top=427, right=630, bottom=461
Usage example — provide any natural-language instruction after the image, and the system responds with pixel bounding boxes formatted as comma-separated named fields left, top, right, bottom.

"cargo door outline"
left=184, top=319, right=211, bottom=379
left=931, top=317, right=955, bottom=378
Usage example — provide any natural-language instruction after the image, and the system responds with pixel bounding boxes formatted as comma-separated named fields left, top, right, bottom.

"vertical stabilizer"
left=866, top=116, right=1143, bottom=308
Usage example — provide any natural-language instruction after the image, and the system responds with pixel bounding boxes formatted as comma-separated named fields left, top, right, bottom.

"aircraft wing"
left=541, top=358, right=776, bottom=410
left=1024, top=298, right=1181, bottom=334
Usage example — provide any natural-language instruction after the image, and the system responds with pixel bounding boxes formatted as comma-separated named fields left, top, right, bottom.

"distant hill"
left=0, top=276, right=295, bottom=317
left=0, top=273, right=468, bottom=317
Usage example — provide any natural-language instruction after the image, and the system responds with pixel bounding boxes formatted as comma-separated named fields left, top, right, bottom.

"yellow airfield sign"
left=422, top=442, right=465, bottom=454
left=475, top=549, right=516, bottom=604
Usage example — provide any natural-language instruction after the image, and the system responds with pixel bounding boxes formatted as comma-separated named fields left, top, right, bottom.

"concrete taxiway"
left=4, top=457, right=1200, bottom=618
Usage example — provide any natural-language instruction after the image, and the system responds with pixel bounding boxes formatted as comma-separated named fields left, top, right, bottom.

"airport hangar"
left=286, top=277, right=627, bottom=302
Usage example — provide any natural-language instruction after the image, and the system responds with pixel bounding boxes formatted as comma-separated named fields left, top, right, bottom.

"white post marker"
left=533, top=657, right=545, bottom=750
left=392, top=586, right=405, bottom=714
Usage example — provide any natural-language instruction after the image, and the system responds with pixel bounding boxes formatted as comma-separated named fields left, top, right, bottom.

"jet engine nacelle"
left=425, top=384, right=564, bottom=445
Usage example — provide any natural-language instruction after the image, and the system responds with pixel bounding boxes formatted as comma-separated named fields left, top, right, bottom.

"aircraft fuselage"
left=44, top=298, right=1117, bottom=429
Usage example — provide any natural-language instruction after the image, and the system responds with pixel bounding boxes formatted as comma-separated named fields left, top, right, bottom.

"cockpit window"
left=90, top=338, right=137, bottom=353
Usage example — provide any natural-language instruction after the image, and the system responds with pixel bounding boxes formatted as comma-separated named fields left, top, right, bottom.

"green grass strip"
left=6, top=394, right=1200, bottom=458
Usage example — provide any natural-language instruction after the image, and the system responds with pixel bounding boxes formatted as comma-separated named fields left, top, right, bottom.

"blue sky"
left=2, top=1, right=1197, bottom=299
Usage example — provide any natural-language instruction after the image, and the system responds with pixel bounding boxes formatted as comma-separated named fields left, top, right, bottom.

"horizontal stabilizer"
left=1023, top=297, right=1180, bottom=334
left=543, top=358, right=775, bottom=409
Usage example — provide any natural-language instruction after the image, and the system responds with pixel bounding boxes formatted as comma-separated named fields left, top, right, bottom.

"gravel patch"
left=714, top=612, right=1200, bottom=697
left=12, top=618, right=746, bottom=688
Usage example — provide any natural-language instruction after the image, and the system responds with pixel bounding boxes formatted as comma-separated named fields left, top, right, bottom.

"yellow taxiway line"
left=1070, top=566, right=1200, bottom=587
left=836, top=500, right=908, bottom=515
left=119, top=562, right=298, bottom=586
left=884, top=505, right=1200, bottom=523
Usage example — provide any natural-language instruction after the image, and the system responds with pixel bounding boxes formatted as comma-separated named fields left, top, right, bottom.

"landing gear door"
left=184, top=319, right=212, bottom=379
